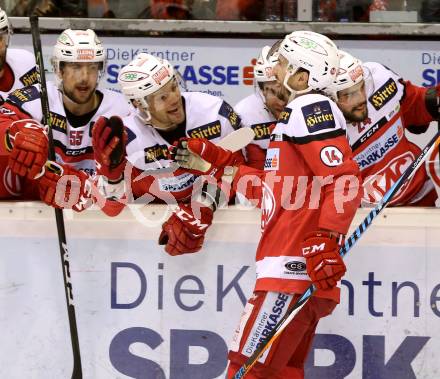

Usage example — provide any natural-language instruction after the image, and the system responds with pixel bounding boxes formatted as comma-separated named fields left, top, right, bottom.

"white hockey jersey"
left=5, top=82, right=132, bottom=175
left=124, top=91, right=242, bottom=200
left=346, top=62, right=434, bottom=205
left=235, top=92, right=274, bottom=150
left=0, top=49, right=37, bottom=100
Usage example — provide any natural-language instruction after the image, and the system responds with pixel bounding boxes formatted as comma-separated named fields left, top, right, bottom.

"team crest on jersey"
left=301, top=100, right=335, bottom=132
left=8, top=86, right=40, bottom=106
left=19, top=67, right=39, bottom=87
left=320, top=146, right=343, bottom=167
left=187, top=121, right=221, bottom=140
left=144, top=144, right=169, bottom=164
left=251, top=122, right=273, bottom=140
left=261, top=181, right=276, bottom=231
left=368, top=78, right=398, bottom=111
left=49, top=112, right=67, bottom=133
left=219, top=101, right=241, bottom=130
left=264, top=148, right=279, bottom=170
left=278, top=108, right=292, bottom=124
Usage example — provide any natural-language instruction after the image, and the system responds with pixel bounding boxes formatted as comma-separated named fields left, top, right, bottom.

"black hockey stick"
left=233, top=130, right=440, bottom=378
left=29, top=16, right=83, bottom=379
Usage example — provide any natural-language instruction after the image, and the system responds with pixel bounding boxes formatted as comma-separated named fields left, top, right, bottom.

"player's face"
left=337, top=80, right=368, bottom=122
left=261, top=81, right=288, bottom=119
left=60, top=62, right=101, bottom=104
left=147, top=78, right=185, bottom=131
left=273, top=55, right=308, bottom=92
left=0, top=33, right=8, bottom=70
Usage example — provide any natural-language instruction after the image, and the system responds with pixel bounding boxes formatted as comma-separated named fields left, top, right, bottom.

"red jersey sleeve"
left=245, top=143, right=266, bottom=170
left=400, top=80, right=435, bottom=128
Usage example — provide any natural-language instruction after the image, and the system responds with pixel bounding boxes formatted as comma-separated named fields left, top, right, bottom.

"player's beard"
left=343, top=102, right=368, bottom=123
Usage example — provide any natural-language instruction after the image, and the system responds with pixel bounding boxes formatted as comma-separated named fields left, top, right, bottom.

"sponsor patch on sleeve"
left=219, top=101, right=241, bottom=130
left=301, top=100, right=335, bottom=133
left=19, top=67, right=39, bottom=87
left=264, top=148, right=279, bottom=170
left=8, top=86, right=41, bottom=107
left=368, top=78, right=398, bottom=111
left=277, top=107, right=292, bottom=124
left=320, top=145, right=343, bottom=167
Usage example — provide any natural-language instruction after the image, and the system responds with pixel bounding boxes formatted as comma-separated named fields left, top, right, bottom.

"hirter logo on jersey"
left=251, top=122, right=273, bottom=140
left=264, top=148, right=279, bottom=170
left=320, top=146, right=343, bottom=167
left=219, top=101, right=241, bottom=130
left=8, top=86, right=40, bottom=106
left=20, top=67, right=39, bottom=87
left=144, top=144, right=169, bottom=164
left=188, top=121, right=221, bottom=140
left=368, top=78, right=398, bottom=111
left=49, top=112, right=67, bottom=133
left=278, top=108, right=292, bottom=124
left=301, top=101, right=335, bottom=133
left=362, top=151, right=415, bottom=205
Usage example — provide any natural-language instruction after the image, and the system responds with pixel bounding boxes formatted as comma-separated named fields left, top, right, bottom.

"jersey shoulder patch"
left=8, top=85, right=40, bottom=107
left=301, top=100, right=335, bottom=133
left=187, top=120, right=222, bottom=140
left=19, top=66, right=39, bottom=87
left=219, top=100, right=241, bottom=130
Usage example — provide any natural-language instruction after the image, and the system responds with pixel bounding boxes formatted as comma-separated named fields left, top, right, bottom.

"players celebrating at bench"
left=0, top=28, right=131, bottom=208
left=92, top=53, right=245, bottom=251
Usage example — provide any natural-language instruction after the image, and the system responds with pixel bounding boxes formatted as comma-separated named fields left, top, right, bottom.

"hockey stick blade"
left=29, top=15, right=83, bottom=379
left=233, top=130, right=440, bottom=379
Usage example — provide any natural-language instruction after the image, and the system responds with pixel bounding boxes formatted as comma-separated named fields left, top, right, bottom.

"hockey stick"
left=233, top=130, right=440, bottom=378
left=29, top=16, right=83, bottom=379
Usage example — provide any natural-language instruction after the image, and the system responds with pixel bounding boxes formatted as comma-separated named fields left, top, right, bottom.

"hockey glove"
left=92, top=115, right=127, bottom=183
left=158, top=202, right=214, bottom=256
left=6, top=119, right=48, bottom=179
left=301, top=231, right=346, bottom=290
left=169, top=138, right=235, bottom=180
left=38, top=162, right=93, bottom=212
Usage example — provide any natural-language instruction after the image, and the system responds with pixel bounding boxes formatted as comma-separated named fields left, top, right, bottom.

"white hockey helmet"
left=254, top=46, right=278, bottom=83
left=0, top=8, right=10, bottom=44
left=118, top=53, right=175, bottom=121
left=52, top=29, right=106, bottom=87
left=278, top=30, right=340, bottom=96
left=328, top=50, right=364, bottom=99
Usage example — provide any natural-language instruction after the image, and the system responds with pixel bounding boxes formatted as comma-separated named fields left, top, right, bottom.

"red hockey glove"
left=170, top=138, right=235, bottom=180
left=158, top=202, right=214, bottom=256
left=92, top=116, right=127, bottom=183
left=6, top=120, right=48, bottom=179
left=38, top=162, right=93, bottom=212
left=301, top=231, right=346, bottom=290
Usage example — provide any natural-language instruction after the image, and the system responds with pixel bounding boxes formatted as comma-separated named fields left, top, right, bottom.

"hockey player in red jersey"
left=0, top=7, right=44, bottom=200
left=235, top=43, right=288, bottom=169
left=0, top=29, right=131, bottom=208
left=92, top=53, right=244, bottom=250
left=329, top=50, right=439, bottom=206
left=171, top=31, right=362, bottom=378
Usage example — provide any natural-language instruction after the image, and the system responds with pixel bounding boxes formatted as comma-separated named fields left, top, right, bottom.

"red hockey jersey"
left=233, top=93, right=362, bottom=301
